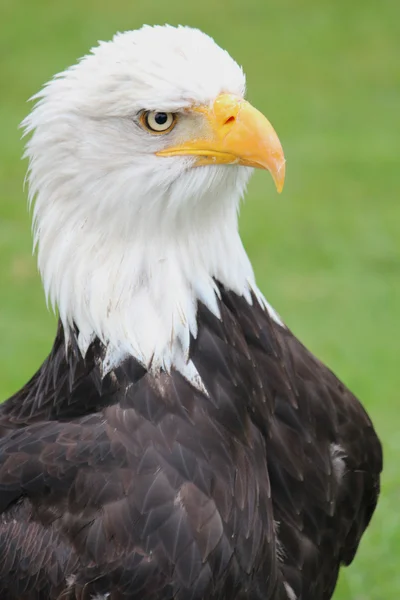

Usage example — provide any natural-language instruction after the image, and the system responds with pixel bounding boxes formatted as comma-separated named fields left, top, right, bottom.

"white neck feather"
left=31, top=163, right=279, bottom=385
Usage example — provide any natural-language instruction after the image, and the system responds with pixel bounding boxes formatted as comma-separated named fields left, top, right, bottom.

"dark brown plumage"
left=0, top=285, right=382, bottom=600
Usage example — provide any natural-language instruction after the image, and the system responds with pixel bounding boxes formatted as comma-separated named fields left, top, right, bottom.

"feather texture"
left=0, top=286, right=382, bottom=600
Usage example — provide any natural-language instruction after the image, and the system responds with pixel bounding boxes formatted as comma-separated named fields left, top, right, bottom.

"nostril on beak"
left=224, top=116, right=235, bottom=126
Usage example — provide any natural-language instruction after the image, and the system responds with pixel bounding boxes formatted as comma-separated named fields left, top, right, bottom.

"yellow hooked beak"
left=156, top=93, right=285, bottom=193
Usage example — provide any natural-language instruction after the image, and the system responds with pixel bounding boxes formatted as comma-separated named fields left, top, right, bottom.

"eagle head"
left=22, top=25, right=285, bottom=381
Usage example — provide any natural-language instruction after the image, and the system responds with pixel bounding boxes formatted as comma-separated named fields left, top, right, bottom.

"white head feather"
left=22, top=25, right=281, bottom=387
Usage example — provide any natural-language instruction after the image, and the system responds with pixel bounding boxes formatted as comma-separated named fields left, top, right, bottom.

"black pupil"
left=154, top=112, right=168, bottom=126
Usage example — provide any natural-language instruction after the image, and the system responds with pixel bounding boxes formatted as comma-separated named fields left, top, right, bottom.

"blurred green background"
left=0, top=0, right=399, bottom=597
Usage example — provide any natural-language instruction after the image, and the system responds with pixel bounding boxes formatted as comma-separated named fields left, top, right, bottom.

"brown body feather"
left=0, top=286, right=382, bottom=600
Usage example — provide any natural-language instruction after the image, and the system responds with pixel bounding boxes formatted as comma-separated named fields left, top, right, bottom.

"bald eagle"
left=0, top=25, right=381, bottom=600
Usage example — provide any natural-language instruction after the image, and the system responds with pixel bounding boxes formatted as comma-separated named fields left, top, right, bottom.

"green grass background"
left=0, top=0, right=399, bottom=597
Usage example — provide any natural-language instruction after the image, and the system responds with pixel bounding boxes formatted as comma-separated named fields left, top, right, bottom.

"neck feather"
left=31, top=164, right=281, bottom=388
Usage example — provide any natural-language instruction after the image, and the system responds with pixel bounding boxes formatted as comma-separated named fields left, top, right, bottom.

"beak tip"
left=272, top=159, right=286, bottom=194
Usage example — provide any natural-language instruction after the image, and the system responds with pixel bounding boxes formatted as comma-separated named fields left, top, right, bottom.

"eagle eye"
left=141, top=111, right=176, bottom=134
